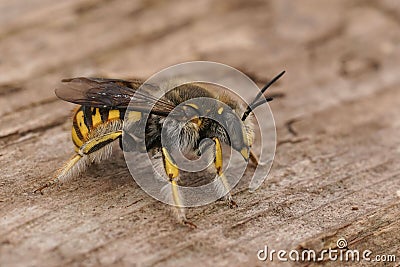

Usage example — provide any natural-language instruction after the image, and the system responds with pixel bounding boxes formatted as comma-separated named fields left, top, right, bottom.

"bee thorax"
left=162, top=119, right=200, bottom=154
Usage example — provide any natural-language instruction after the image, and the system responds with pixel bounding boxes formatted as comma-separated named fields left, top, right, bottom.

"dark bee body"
left=36, top=72, right=285, bottom=228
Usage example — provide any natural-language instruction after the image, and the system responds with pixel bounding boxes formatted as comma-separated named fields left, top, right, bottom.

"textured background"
left=0, top=0, right=399, bottom=266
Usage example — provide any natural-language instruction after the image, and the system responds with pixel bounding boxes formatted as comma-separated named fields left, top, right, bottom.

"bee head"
left=217, top=106, right=250, bottom=161
left=177, top=98, right=251, bottom=161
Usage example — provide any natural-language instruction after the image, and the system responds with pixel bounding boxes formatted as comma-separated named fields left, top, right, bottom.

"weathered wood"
left=1, top=0, right=399, bottom=266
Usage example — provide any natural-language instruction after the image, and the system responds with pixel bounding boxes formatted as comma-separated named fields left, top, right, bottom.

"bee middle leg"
left=161, top=147, right=197, bottom=229
left=249, top=149, right=259, bottom=167
left=212, top=138, right=238, bottom=209
left=34, top=131, right=122, bottom=193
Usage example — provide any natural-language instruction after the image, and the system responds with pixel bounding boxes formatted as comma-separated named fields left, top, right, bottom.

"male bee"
left=35, top=71, right=285, bottom=228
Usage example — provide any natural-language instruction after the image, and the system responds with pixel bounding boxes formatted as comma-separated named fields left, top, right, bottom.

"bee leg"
left=34, top=131, right=122, bottom=193
left=34, top=154, right=82, bottom=193
left=249, top=149, right=259, bottom=167
left=213, top=138, right=238, bottom=209
left=78, top=131, right=122, bottom=156
left=161, top=147, right=197, bottom=229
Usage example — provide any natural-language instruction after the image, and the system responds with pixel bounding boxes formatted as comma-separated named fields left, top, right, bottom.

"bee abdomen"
left=71, top=106, right=122, bottom=149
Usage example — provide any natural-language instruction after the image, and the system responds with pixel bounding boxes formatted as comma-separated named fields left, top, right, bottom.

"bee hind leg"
left=34, top=154, right=83, bottom=193
left=34, top=131, right=122, bottom=193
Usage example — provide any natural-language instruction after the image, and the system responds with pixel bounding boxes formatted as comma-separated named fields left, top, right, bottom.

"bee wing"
left=55, top=77, right=177, bottom=116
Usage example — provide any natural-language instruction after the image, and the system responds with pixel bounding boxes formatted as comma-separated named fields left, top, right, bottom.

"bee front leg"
left=161, top=147, right=197, bottom=229
left=213, top=138, right=238, bottom=209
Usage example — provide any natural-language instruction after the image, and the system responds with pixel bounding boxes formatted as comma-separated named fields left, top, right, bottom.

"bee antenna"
left=248, top=97, right=274, bottom=110
left=241, top=70, right=285, bottom=121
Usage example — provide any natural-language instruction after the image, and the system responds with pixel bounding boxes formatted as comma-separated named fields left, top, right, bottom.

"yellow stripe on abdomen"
left=126, top=111, right=142, bottom=122
left=75, top=110, right=89, bottom=139
left=108, top=109, right=120, bottom=121
left=71, top=126, right=84, bottom=148
left=91, top=108, right=103, bottom=128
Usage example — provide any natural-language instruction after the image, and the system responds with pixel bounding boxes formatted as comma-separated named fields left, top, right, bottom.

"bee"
left=35, top=71, right=285, bottom=228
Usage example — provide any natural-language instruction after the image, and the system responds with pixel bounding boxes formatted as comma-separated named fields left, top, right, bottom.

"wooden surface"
left=1, top=1, right=399, bottom=266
